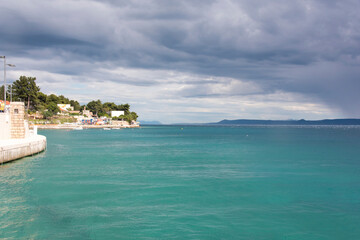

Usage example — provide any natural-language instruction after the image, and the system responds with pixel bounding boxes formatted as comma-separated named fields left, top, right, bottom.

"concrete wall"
left=0, top=113, right=11, bottom=140
left=0, top=135, right=46, bottom=164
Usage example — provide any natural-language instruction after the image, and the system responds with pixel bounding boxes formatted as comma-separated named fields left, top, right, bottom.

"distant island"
left=212, top=119, right=360, bottom=125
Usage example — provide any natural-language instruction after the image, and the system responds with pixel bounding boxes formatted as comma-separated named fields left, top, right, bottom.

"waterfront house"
left=57, top=104, right=74, bottom=113
left=111, top=110, right=125, bottom=118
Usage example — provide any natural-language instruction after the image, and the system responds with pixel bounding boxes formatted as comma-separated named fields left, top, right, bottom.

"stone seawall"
left=0, top=135, right=47, bottom=164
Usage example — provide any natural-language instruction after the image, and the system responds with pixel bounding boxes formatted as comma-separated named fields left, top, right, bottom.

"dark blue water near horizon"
left=1, top=125, right=360, bottom=239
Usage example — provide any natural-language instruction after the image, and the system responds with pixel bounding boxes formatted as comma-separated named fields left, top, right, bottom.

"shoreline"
left=34, top=124, right=140, bottom=129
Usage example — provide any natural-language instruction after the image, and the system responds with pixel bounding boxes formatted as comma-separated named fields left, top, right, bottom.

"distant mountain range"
left=212, top=119, right=360, bottom=125
left=139, top=119, right=360, bottom=126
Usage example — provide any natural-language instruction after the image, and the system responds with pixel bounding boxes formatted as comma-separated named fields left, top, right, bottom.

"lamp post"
left=0, top=56, right=16, bottom=113
left=6, top=64, right=16, bottom=104
left=0, top=56, right=5, bottom=109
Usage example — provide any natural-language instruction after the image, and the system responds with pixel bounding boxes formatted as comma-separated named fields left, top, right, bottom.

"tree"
left=87, top=100, right=103, bottom=116
left=0, top=85, right=11, bottom=101
left=103, top=102, right=117, bottom=110
left=32, top=91, right=48, bottom=111
left=102, top=102, right=116, bottom=115
left=46, top=94, right=59, bottom=104
left=42, top=110, right=53, bottom=119
left=130, top=112, right=138, bottom=121
left=58, top=95, right=70, bottom=104
left=12, top=76, right=40, bottom=110
left=38, top=92, right=47, bottom=104
left=47, top=102, right=60, bottom=114
left=70, top=100, right=81, bottom=111
left=0, top=85, right=4, bottom=100
left=117, top=112, right=138, bottom=124
left=118, top=103, right=130, bottom=114
left=117, top=114, right=127, bottom=121
left=42, top=102, right=60, bottom=119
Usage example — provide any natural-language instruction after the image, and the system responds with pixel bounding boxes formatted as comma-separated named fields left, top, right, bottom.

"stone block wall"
left=10, top=102, right=26, bottom=139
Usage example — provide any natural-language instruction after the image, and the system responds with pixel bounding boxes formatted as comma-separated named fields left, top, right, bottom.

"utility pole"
left=0, top=56, right=5, bottom=110
left=0, top=56, right=16, bottom=112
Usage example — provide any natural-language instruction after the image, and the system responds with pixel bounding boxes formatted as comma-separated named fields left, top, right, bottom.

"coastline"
left=34, top=124, right=140, bottom=129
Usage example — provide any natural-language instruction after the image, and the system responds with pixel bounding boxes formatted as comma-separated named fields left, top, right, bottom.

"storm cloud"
left=1, top=0, right=359, bottom=123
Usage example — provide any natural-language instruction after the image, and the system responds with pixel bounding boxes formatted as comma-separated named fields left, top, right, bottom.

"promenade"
left=0, top=135, right=46, bottom=164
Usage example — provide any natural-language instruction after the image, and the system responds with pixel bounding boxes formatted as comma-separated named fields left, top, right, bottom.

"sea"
left=1, top=125, right=360, bottom=239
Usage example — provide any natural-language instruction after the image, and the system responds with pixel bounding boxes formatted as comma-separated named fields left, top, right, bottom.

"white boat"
left=103, top=128, right=111, bottom=130
left=74, top=126, right=83, bottom=130
left=113, top=128, right=121, bottom=130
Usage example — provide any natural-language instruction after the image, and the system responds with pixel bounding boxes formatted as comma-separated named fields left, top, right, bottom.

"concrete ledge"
left=0, top=135, right=47, bottom=164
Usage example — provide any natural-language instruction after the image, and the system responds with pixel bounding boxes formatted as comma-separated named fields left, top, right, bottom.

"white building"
left=57, top=104, right=74, bottom=112
left=111, top=111, right=125, bottom=118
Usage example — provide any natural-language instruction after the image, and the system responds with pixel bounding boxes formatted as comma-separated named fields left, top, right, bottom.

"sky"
left=1, top=0, right=359, bottom=123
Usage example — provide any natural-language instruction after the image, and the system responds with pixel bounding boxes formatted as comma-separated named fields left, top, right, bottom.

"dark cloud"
left=1, top=0, right=360, bottom=119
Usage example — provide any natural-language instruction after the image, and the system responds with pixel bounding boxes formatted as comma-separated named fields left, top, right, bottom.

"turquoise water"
left=1, top=126, right=360, bottom=239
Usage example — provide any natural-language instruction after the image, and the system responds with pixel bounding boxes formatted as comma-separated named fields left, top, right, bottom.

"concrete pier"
left=0, top=135, right=47, bottom=164
left=1, top=102, right=47, bottom=164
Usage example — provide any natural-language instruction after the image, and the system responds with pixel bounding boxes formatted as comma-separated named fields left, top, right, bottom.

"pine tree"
left=12, top=76, right=40, bottom=110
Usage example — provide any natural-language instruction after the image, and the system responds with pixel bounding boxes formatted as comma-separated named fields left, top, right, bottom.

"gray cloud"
left=1, top=0, right=360, bottom=121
